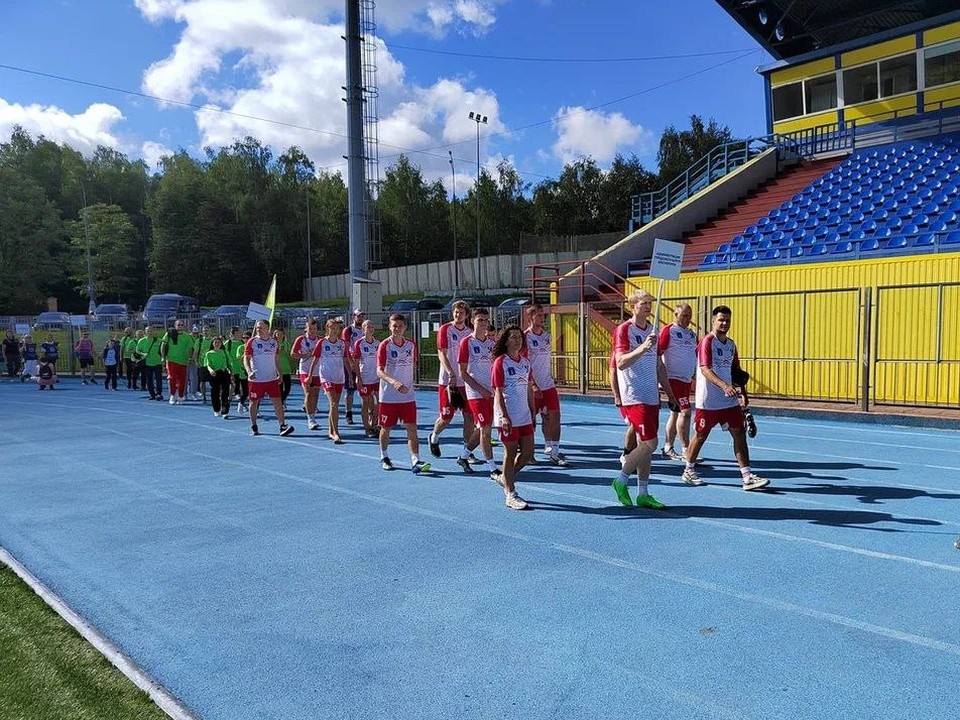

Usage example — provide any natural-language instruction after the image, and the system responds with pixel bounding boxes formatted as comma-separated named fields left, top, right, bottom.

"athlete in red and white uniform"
left=611, top=291, right=676, bottom=510
left=342, top=309, right=365, bottom=426
left=657, top=303, right=698, bottom=462
left=351, top=318, right=381, bottom=438
left=376, top=313, right=430, bottom=474
left=428, top=300, right=476, bottom=460
left=457, top=307, right=497, bottom=478
left=524, top=304, right=567, bottom=466
left=308, top=317, right=351, bottom=444
left=683, top=305, right=769, bottom=491
left=609, top=348, right=637, bottom=464
left=243, top=319, right=293, bottom=437
left=491, top=324, right=535, bottom=511
left=291, top=318, right=322, bottom=430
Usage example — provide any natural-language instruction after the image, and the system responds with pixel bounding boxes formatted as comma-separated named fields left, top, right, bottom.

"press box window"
left=805, top=74, right=837, bottom=113
left=843, top=65, right=878, bottom=104
left=879, top=55, right=917, bottom=97
left=772, top=83, right=804, bottom=121
left=925, top=40, right=960, bottom=88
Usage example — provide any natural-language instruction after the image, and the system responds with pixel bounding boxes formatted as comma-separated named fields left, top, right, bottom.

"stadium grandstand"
left=537, top=2, right=960, bottom=411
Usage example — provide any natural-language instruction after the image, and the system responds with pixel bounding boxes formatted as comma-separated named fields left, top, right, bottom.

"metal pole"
left=80, top=185, right=96, bottom=314
left=475, top=118, right=482, bottom=291
left=306, top=192, right=312, bottom=302
left=448, top=150, right=459, bottom=292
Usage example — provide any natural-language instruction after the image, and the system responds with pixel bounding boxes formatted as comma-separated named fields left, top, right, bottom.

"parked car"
left=428, top=295, right=500, bottom=324
left=384, top=297, right=444, bottom=326
left=141, top=293, right=200, bottom=325
left=202, top=304, right=249, bottom=323
left=33, top=311, right=71, bottom=330
left=497, top=296, right=532, bottom=310
left=92, top=303, right=131, bottom=324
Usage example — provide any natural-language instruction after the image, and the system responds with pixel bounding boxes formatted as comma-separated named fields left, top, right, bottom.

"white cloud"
left=551, top=106, right=653, bottom=165
left=0, top=100, right=124, bottom=156
left=136, top=0, right=508, bottom=189
left=140, top=141, right=173, bottom=172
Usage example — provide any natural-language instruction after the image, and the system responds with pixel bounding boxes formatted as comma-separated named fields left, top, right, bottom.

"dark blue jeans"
left=145, top=364, right=163, bottom=399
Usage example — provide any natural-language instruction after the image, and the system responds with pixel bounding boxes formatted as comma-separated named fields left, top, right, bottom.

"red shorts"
left=668, top=379, right=692, bottom=411
left=379, top=401, right=417, bottom=428
left=617, top=405, right=629, bottom=423
left=300, top=373, right=320, bottom=390
left=622, top=403, right=660, bottom=442
left=322, top=381, right=344, bottom=394
left=439, top=385, right=471, bottom=420
left=249, top=379, right=281, bottom=401
left=467, top=397, right=494, bottom=427
left=358, top=382, right=379, bottom=397
left=694, top=406, right=745, bottom=434
left=498, top=423, right=534, bottom=444
left=534, top=386, right=561, bottom=415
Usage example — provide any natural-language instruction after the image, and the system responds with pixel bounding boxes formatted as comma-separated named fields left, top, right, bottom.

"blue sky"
left=0, top=1, right=773, bottom=191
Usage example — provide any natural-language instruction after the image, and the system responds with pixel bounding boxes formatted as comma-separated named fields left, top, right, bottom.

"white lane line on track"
left=8, top=398, right=960, bottom=658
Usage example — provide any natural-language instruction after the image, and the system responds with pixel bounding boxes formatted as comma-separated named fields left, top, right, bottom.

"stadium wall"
left=576, top=253, right=960, bottom=408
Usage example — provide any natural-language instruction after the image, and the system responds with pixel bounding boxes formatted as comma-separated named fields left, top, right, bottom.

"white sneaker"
left=661, top=447, right=685, bottom=461
left=193, top=392, right=203, bottom=401
left=619, top=453, right=627, bottom=467
left=742, top=473, right=770, bottom=491
left=490, top=468, right=505, bottom=487
left=168, top=396, right=176, bottom=405
left=682, top=468, right=705, bottom=486
left=213, top=410, right=220, bottom=417
left=308, top=421, right=321, bottom=431
left=505, top=492, right=529, bottom=510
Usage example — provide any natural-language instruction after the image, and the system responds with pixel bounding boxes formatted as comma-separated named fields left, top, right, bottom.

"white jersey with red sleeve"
left=342, top=324, right=363, bottom=351
left=613, top=320, right=659, bottom=406
left=523, top=328, right=556, bottom=391
left=292, top=334, right=320, bottom=376
left=695, top=332, right=740, bottom=410
left=244, top=336, right=279, bottom=382
left=378, top=337, right=417, bottom=403
left=658, top=322, right=698, bottom=382
left=437, top=322, right=471, bottom=387
left=311, top=338, right=346, bottom=384
left=351, top=337, right=380, bottom=385
left=492, top=354, right=532, bottom=428
left=457, top=334, right=495, bottom=400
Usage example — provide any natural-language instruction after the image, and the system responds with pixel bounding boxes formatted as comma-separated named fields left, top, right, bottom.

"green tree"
left=657, top=115, right=734, bottom=186
left=378, top=155, right=450, bottom=266
left=67, top=203, right=139, bottom=302
left=600, top=154, right=657, bottom=232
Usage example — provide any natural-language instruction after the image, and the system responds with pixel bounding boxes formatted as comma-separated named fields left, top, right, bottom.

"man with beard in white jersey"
left=243, top=320, right=294, bottom=437
left=611, top=291, right=678, bottom=509
left=342, top=308, right=365, bottom=426
left=351, top=318, right=381, bottom=438
left=682, top=306, right=769, bottom=491
left=524, top=304, right=567, bottom=466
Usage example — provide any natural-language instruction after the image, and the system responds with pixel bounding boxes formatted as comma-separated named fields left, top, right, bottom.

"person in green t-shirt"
left=120, top=327, right=139, bottom=390
left=223, top=326, right=245, bottom=412
left=273, top=328, right=293, bottom=408
left=160, top=320, right=194, bottom=405
left=136, top=326, right=164, bottom=400
left=204, top=335, right=232, bottom=418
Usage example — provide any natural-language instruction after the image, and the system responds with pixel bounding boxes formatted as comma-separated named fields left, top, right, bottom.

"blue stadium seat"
left=836, top=222, right=853, bottom=236
left=860, top=238, right=881, bottom=252
left=862, top=220, right=878, bottom=234
left=783, top=219, right=799, bottom=232
left=872, top=209, right=889, bottom=222
left=737, top=250, right=759, bottom=263
left=873, top=227, right=893, bottom=240
left=757, top=238, right=774, bottom=250
left=901, top=223, right=920, bottom=236
left=849, top=211, right=866, bottom=223
left=717, top=242, right=732, bottom=254
left=825, top=214, right=841, bottom=226
left=813, top=225, right=830, bottom=239
left=803, top=217, right=819, bottom=229
left=885, top=236, right=908, bottom=249
left=777, top=236, right=794, bottom=249
left=922, top=202, right=940, bottom=215
left=809, top=243, right=829, bottom=256
left=790, top=228, right=807, bottom=241
left=789, top=245, right=804, bottom=258
left=832, top=241, right=856, bottom=255
left=761, top=249, right=781, bottom=261
left=911, top=233, right=935, bottom=247
left=930, top=219, right=949, bottom=232
left=701, top=254, right=718, bottom=266
left=944, top=231, right=960, bottom=245
left=896, top=205, right=915, bottom=218
left=848, top=229, right=867, bottom=241
left=885, top=217, right=903, bottom=231
left=940, top=211, right=958, bottom=225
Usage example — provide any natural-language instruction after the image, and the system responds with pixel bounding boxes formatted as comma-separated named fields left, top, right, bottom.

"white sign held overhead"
left=246, top=302, right=272, bottom=322
left=15, top=324, right=30, bottom=336
left=649, top=238, right=685, bottom=281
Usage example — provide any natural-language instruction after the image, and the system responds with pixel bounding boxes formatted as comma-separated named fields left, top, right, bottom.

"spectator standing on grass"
left=3, top=330, right=20, bottom=380
left=74, top=331, right=95, bottom=385
left=120, top=327, right=139, bottom=390
left=204, top=336, right=232, bottom=419
left=137, top=326, right=164, bottom=401
left=102, top=337, right=121, bottom=390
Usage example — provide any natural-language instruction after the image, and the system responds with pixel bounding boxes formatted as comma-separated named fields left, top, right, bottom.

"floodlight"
left=775, top=23, right=785, bottom=41
left=758, top=8, right=768, bottom=25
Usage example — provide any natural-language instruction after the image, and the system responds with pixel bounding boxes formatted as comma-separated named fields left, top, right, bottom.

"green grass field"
left=0, top=564, right=170, bottom=720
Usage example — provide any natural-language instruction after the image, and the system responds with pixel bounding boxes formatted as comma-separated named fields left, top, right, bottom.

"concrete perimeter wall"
left=306, top=251, right=597, bottom=300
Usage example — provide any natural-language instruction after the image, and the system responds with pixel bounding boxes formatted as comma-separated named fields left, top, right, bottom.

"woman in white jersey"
left=307, top=317, right=351, bottom=444
left=492, top=324, right=535, bottom=510
left=351, top=319, right=381, bottom=438
left=243, top=320, right=294, bottom=437
left=291, top=318, right=322, bottom=431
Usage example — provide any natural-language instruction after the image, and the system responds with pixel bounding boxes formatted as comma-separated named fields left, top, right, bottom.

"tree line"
left=0, top=116, right=733, bottom=314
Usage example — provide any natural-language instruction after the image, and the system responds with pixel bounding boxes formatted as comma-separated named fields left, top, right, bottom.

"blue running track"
left=2, top=379, right=959, bottom=719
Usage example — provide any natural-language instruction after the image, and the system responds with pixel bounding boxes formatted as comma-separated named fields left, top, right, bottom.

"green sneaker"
left=635, top=493, right=667, bottom=510
left=612, top=480, right=633, bottom=507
